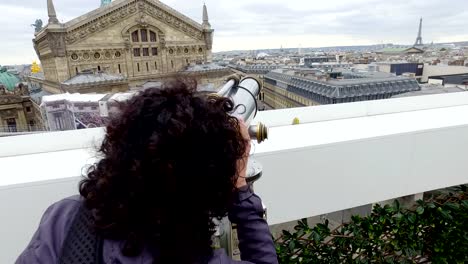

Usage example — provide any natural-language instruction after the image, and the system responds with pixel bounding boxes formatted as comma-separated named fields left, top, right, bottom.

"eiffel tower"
left=414, top=18, right=423, bottom=46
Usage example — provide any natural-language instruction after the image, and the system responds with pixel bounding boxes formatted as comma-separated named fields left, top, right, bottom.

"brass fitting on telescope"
left=248, top=122, right=268, bottom=143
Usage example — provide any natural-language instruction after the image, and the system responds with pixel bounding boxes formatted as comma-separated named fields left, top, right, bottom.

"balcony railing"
left=0, top=125, right=44, bottom=133
left=1, top=92, right=468, bottom=263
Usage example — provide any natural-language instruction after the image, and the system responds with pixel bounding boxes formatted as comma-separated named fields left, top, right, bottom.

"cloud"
left=1, top=0, right=467, bottom=64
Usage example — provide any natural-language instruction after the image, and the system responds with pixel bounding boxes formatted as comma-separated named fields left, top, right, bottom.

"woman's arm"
left=229, top=185, right=278, bottom=264
left=15, top=197, right=80, bottom=264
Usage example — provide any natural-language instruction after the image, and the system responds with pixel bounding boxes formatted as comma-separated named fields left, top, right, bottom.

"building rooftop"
left=376, top=47, right=424, bottom=54
left=0, top=67, right=20, bottom=91
left=29, top=90, right=52, bottom=105
left=265, top=69, right=420, bottom=103
left=29, top=72, right=45, bottom=80
left=393, top=84, right=466, bottom=98
left=62, top=71, right=127, bottom=86
left=428, top=73, right=468, bottom=85
left=184, top=63, right=227, bottom=73
left=41, top=93, right=107, bottom=104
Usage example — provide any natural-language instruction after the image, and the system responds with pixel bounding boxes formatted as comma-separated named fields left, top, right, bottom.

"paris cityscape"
left=0, top=0, right=467, bottom=263
left=0, top=0, right=467, bottom=133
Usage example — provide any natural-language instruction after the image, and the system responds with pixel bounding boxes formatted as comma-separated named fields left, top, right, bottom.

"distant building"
left=232, top=65, right=284, bottom=75
left=307, top=62, right=353, bottom=71
left=373, top=62, right=424, bottom=78
left=40, top=92, right=132, bottom=131
left=393, top=84, right=465, bottom=98
left=183, top=63, right=233, bottom=89
left=421, top=65, right=468, bottom=82
left=262, top=68, right=420, bottom=109
left=427, top=73, right=468, bottom=88
left=0, top=83, right=44, bottom=133
left=60, top=70, right=129, bottom=94
left=33, top=0, right=218, bottom=94
left=376, top=47, right=424, bottom=55
left=303, top=56, right=335, bottom=67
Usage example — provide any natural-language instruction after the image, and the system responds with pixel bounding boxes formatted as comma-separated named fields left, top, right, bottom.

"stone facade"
left=0, top=85, right=44, bottom=133
left=33, top=0, right=217, bottom=94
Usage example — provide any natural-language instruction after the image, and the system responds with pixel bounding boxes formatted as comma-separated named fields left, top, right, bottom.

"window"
left=6, top=118, right=17, bottom=132
left=118, top=64, right=121, bottom=74
left=146, top=62, right=149, bottom=72
left=143, top=48, right=149, bottom=56
left=78, top=106, right=84, bottom=110
left=98, top=66, right=101, bottom=72
left=133, top=48, right=141, bottom=57
left=186, top=58, right=189, bottom=65
left=94, top=52, right=101, bottom=59
left=184, top=48, right=189, bottom=53
left=75, top=67, right=78, bottom=74
left=150, top=31, right=157, bottom=42
left=140, top=29, right=148, bottom=42
left=137, top=63, right=140, bottom=72
left=26, top=106, right=32, bottom=113
left=132, top=30, right=139, bottom=42
left=171, top=60, right=174, bottom=68
left=152, top=47, right=158, bottom=56
left=115, top=51, right=121, bottom=58
left=154, top=61, right=157, bottom=70
left=91, top=106, right=97, bottom=110
left=29, top=120, right=35, bottom=129
left=52, top=105, right=59, bottom=109
left=53, top=113, right=64, bottom=131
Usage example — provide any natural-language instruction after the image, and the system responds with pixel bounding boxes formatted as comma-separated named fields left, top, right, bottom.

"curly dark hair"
left=79, top=79, right=247, bottom=263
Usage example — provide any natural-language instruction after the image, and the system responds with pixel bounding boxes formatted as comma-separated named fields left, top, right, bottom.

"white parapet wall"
left=1, top=92, right=468, bottom=263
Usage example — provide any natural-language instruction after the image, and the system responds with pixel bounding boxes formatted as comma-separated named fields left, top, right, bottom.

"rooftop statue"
left=31, top=19, right=43, bottom=33
left=101, top=0, right=111, bottom=7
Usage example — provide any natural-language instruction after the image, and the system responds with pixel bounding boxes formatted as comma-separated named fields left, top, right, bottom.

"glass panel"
left=6, top=118, right=17, bottom=132
left=141, top=29, right=148, bottom=42
left=152, top=47, right=158, bottom=56
left=150, top=31, right=157, bottom=42
left=131, top=30, right=139, bottom=42
left=143, top=48, right=149, bottom=56
left=133, top=48, right=141, bottom=57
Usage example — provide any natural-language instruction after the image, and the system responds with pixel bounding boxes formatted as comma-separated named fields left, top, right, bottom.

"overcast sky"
left=1, top=0, right=467, bottom=65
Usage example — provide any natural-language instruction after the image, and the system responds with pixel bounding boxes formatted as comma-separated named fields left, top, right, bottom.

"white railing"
left=1, top=92, right=468, bottom=263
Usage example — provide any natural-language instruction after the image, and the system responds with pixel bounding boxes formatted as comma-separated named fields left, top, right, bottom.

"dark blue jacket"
left=16, top=186, right=278, bottom=264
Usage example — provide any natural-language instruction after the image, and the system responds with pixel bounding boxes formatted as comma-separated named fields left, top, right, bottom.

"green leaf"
left=462, top=200, right=468, bottom=208
left=437, top=207, right=452, bottom=220
left=394, top=213, right=403, bottom=221
left=408, top=214, right=416, bottom=224
left=275, top=187, right=468, bottom=263
left=416, top=206, right=424, bottom=215
left=445, top=202, right=460, bottom=210
left=288, top=240, right=296, bottom=251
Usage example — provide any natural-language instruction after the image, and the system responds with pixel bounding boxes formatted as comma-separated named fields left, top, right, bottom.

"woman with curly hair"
left=16, top=80, right=278, bottom=264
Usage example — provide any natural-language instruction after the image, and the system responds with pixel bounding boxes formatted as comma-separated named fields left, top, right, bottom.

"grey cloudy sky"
left=1, top=0, right=467, bottom=65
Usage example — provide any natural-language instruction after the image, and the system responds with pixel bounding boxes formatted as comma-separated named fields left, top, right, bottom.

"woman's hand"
left=236, top=119, right=251, bottom=188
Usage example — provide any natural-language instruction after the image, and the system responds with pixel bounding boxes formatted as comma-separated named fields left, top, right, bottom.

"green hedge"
left=275, top=186, right=468, bottom=263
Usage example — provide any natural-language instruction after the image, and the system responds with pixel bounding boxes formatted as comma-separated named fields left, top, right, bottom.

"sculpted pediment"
left=65, top=0, right=204, bottom=45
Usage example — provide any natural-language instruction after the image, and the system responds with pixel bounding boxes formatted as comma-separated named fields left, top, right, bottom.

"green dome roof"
left=0, top=67, right=20, bottom=91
